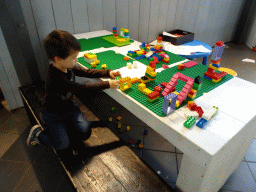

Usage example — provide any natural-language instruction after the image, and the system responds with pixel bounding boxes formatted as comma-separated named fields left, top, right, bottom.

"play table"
left=75, top=30, right=256, bottom=192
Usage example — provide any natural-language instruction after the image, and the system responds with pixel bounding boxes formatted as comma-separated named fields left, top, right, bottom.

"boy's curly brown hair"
left=44, top=29, right=81, bottom=61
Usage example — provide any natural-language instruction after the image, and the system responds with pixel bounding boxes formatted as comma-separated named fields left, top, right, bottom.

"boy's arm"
left=63, top=76, right=110, bottom=92
left=72, top=64, right=112, bottom=78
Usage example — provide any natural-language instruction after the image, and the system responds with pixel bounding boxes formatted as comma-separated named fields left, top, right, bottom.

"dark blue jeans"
left=39, top=102, right=91, bottom=150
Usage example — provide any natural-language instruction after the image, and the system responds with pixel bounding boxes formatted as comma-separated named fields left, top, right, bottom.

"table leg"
left=202, top=57, right=208, bottom=65
left=176, top=117, right=256, bottom=192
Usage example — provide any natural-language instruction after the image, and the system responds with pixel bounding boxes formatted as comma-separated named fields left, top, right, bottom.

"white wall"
left=0, top=27, right=23, bottom=110
left=244, top=0, right=256, bottom=48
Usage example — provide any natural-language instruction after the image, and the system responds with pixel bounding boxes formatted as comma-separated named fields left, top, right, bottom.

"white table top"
left=75, top=30, right=256, bottom=164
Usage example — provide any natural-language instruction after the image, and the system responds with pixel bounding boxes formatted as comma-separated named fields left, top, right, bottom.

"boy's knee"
left=55, top=140, right=70, bottom=150
left=81, top=128, right=92, bottom=141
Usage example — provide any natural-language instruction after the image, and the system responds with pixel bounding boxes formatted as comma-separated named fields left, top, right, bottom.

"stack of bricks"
left=184, top=76, right=202, bottom=103
left=113, top=27, right=118, bottom=38
left=204, top=41, right=227, bottom=83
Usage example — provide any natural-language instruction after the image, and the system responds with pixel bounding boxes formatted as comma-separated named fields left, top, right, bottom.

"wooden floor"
left=20, top=82, right=175, bottom=192
left=67, top=126, right=173, bottom=192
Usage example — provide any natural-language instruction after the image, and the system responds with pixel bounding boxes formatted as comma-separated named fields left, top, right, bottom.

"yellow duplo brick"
left=84, top=53, right=97, bottom=60
left=155, top=44, right=161, bottom=49
left=101, top=64, right=107, bottom=69
left=209, top=64, right=218, bottom=70
left=137, top=50, right=144, bottom=55
left=131, top=77, right=140, bottom=84
left=94, top=60, right=100, bottom=64
left=176, top=101, right=180, bottom=108
left=143, top=88, right=152, bottom=96
left=138, top=83, right=146, bottom=92
left=187, top=94, right=196, bottom=98
left=173, top=91, right=179, bottom=96
left=187, top=101, right=195, bottom=105
left=127, top=126, right=130, bottom=131
left=120, top=77, right=131, bottom=82
left=190, top=89, right=197, bottom=94
left=109, top=117, right=112, bottom=122
left=91, top=63, right=96, bottom=68
left=212, top=78, right=221, bottom=83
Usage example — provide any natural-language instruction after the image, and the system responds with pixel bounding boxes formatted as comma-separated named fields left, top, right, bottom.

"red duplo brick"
left=195, top=106, right=204, bottom=117
left=161, top=82, right=168, bottom=88
left=154, top=86, right=162, bottom=92
left=148, top=91, right=159, bottom=99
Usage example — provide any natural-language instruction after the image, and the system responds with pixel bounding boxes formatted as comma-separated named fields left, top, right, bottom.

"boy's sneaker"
left=27, top=125, right=42, bottom=146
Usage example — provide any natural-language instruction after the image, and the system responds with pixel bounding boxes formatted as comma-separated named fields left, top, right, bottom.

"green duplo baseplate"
left=128, top=50, right=186, bottom=69
left=123, top=63, right=234, bottom=117
left=78, top=35, right=116, bottom=51
left=78, top=50, right=135, bottom=70
left=102, top=35, right=134, bottom=47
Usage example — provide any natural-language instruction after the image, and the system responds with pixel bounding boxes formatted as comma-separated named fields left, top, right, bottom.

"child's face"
left=56, top=51, right=79, bottom=69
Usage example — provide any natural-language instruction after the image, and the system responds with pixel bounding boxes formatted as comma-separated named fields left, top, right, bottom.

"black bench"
left=19, top=81, right=175, bottom=192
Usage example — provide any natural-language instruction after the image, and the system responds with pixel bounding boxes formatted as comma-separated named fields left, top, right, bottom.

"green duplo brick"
left=192, top=83, right=199, bottom=90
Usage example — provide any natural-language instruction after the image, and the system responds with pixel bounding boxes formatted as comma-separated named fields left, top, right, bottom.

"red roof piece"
left=195, top=106, right=204, bottom=117
left=184, top=61, right=198, bottom=68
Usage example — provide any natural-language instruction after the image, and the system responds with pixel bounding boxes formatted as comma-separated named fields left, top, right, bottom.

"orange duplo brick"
left=124, top=56, right=130, bottom=61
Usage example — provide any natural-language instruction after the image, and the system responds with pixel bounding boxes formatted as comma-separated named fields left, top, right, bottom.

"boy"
left=26, top=29, right=121, bottom=163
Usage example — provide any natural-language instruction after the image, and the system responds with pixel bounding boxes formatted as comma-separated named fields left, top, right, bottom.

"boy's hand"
left=109, top=80, right=120, bottom=88
left=110, top=71, right=122, bottom=79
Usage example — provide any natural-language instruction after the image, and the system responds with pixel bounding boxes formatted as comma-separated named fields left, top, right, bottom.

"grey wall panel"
left=87, top=0, right=104, bottom=31
left=20, top=0, right=48, bottom=81
left=0, top=27, right=23, bottom=109
left=30, top=0, right=56, bottom=74
left=52, top=0, right=74, bottom=33
left=0, top=0, right=32, bottom=86
left=194, top=0, right=212, bottom=45
left=103, top=0, right=116, bottom=32
left=138, top=0, right=151, bottom=43
left=203, top=0, right=244, bottom=46
left=165, top=0, right=178, bottom=32
left=245, top=12, right=256, bottom=48
left=181, top=0, right=200, bottom=33
left=0, top=58, right=19, bottom=110
left=208, top=0, right=231, bottom=45
left=157, top=0, right=170, bottom=35
left=128, top=0, right=140, bottom=40
left=116, top=0, right=129, bottom=32
left=71, top=0, right=90, bottom=34
left=30, top=0, right=56, bottom=39
left=148, top=0, right=161, bottom=43
left=214, top=0, right=243, bottom=44
left=226, top=0, right=244, bottom=42
left=243, top=0, right=256, bottom=48
left=174, top=0, right=186, bottom=30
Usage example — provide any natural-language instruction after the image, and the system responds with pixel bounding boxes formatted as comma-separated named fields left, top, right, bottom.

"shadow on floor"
left=0, top=124, right=128, bottom=192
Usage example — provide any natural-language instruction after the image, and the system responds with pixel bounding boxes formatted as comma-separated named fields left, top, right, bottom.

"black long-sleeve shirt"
left=42, top=64, right=112, bottom=114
